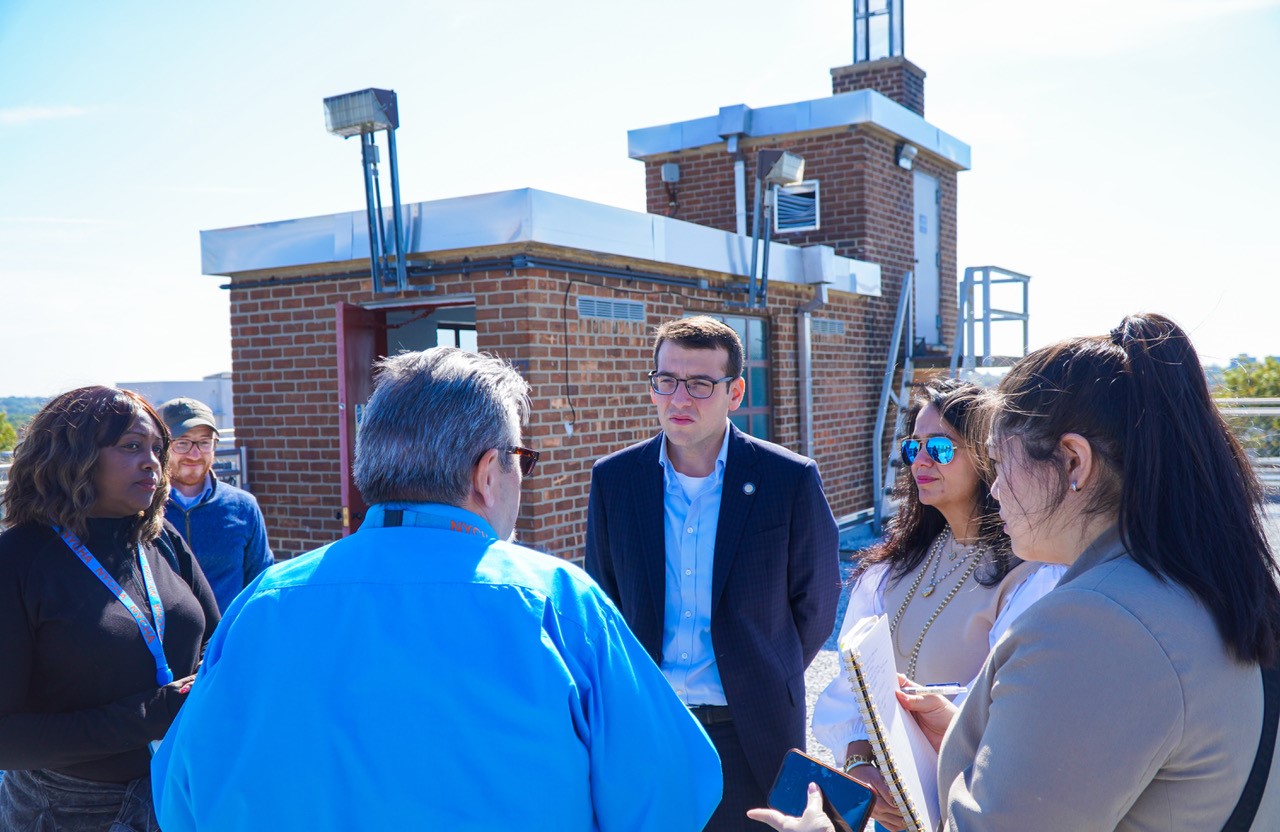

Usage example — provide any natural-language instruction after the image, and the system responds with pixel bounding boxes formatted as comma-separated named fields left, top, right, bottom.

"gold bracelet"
left=842, top=753, right=877, bottom=774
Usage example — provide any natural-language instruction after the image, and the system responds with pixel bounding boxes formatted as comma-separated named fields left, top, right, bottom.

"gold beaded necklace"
left=889, top=526, right=986, bottom=679
left=923, top=534, right=977, bottom=597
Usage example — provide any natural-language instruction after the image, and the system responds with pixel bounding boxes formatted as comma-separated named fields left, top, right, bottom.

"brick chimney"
left=831, top=56, right=926, bottom=116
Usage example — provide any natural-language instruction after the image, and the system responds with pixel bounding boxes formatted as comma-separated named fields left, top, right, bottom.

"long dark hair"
left=863, top=377, right=1017, bottom=588
left=994, top=313, right=1280, bottom=665
left=2, top=386, right=171, bottom=544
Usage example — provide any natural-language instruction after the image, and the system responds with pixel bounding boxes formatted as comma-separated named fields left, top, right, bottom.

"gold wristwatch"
left=842, top=753, right=877, bottom=774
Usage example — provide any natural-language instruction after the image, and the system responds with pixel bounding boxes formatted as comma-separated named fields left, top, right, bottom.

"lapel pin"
left=743, top=482, right=756, bottom=495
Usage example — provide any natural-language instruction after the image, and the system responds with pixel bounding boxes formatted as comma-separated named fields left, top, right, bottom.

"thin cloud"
left=921, top=0, right=1280, bottom=59
left=0, top=105, right=93, bottom=126
left=146, top=185, right=265, bottom=196
left=0, top=216, right=107, bottom=225
left=1170, top=0, right=1280, bottom=19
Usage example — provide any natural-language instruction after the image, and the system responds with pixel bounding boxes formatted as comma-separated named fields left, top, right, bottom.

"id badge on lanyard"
left=57, top=527, right=174, bottom=686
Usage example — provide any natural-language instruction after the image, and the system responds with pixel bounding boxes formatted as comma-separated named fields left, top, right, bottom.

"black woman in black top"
left=0, top=386, right=220, bottom=831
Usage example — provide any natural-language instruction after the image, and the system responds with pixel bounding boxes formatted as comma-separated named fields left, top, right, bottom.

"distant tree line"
left=1, top=413, right=15, bottom=452
left=0, top=397, right=49, bottom=452
left=1217, top=356, right=1280, bottom=459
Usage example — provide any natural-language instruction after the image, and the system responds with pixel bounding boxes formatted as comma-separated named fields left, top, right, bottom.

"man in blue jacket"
left=159, top=397, right=273, bottom=612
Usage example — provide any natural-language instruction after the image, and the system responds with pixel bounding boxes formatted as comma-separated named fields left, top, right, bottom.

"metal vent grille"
left=577, top=297, right=646, bottom=322
left=811, top=318, right=845, bottom=336
left=775, top=180, right=820, bottom=233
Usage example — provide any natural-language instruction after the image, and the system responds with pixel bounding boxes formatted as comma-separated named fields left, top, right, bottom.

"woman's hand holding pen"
left=896, top=674, right=958, bottom=754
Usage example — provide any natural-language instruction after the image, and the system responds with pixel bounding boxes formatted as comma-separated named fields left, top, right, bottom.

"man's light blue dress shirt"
left=658, top=424, right=731, bottom=706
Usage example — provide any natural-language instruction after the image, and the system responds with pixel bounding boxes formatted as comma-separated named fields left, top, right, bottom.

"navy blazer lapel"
left=630, top=435, right=668, bottom=644
left=712, top=425, right=760, bottom=612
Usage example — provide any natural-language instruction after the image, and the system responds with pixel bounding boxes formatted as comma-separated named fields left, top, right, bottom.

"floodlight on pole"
left=323, top=89, right=399, bottom=136
left=747, top=150, right=805, bottom=307
left=763, top=151, right=805, bottom=188
left=323, top=88, right=407, bottom=292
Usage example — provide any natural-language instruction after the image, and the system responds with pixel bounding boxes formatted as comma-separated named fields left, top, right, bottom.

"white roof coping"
left=627, top=89, right=970, bottom=170
left=200, top=188, right=881, bottom=297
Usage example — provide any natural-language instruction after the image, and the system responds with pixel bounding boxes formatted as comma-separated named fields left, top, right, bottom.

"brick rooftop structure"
left=203, top=57, right=969, bottom=560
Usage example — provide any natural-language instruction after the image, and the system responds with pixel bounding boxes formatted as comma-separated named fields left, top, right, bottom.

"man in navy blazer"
left=585, top=316, right=840, bottom=831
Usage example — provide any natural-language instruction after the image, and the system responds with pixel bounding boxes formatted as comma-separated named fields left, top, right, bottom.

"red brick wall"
left=648, top=152, right=742, bottom=230
left=229, top=259, right=883, bottom=561
left=231, top=280, right=349, bottom=558
left=232, top=70, right=960, bottom=558
left=514, top=272, right=882, bottom=553
left=830, top=57, right=926, bottom=116
left=642, top=125, right=958, bottom=338
left=638, top=122, right=960, bottom=514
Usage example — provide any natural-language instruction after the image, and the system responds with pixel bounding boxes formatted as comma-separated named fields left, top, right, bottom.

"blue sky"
left=1, top=0, right=1277, bottom=397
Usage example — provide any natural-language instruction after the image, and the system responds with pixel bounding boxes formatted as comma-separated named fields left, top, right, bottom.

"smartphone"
left=767, top=748, right=875, bottom=832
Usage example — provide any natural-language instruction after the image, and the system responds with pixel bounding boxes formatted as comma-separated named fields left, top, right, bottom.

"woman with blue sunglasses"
left=810, top=377, right=1064, bottom=827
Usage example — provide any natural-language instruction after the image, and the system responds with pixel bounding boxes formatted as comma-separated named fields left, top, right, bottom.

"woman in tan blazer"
left=753, top=313, right=1280, bottom=831
left=810, top=378, right=1061, bottom=827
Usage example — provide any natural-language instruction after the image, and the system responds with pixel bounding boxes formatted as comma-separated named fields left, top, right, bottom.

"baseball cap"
left=158, top=397, right=219, bottom=438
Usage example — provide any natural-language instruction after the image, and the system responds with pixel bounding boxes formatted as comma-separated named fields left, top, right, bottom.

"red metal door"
left=336, top=303, right=387, bottom=535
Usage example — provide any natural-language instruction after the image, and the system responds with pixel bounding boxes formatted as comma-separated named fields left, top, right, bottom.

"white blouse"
left=811, top=559, right=1065, bottom=757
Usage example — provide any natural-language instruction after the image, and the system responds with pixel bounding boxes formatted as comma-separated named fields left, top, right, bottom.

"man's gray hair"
left=353, top=348, right=531, bottom=505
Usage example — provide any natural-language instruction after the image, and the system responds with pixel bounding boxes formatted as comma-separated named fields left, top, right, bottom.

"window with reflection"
left=437, top=324, right=478, bottom=353
left=691, top=313, right=772, bottom=441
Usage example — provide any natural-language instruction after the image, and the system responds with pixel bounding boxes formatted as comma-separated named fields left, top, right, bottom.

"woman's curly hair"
left=2, top=386, right=171, bottom=544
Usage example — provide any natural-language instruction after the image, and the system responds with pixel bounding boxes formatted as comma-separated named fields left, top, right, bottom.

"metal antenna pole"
left=759, top=185, right=776, bottom=307
left=386, top=127, right=408, bottom=291
left=747, top=177, right=763, bottom=306
left=360, top=134, right=384, bottom=292
left=370, top=142, right=390, bottom=284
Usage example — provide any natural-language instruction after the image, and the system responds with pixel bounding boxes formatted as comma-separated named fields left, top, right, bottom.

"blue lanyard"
left=57, top=528, right=174, bottom=686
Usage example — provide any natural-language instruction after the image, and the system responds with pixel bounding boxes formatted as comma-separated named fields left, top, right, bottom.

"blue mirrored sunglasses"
left=901, top=436, right=956, bottom=465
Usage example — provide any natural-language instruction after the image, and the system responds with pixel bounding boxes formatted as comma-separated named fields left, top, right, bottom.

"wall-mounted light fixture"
left=896, top=143, right=918, bottom=171
left=323, top=88, right=407, bottom=292
left=748, top=149, right=806, bottom=307
left=661, top=162, right=680, bottom=214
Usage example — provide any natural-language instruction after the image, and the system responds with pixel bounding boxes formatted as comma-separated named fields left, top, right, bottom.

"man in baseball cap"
left=159, top=397, right=273, bottom=612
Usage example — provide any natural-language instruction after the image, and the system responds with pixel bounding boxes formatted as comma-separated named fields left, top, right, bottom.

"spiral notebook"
left=839, top=614, right=941, bottom=832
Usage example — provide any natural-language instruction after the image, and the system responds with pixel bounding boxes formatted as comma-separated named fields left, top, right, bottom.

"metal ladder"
left=873, top=266, right=1033, bottom=534
left=872, top=271, right=915, bottom=535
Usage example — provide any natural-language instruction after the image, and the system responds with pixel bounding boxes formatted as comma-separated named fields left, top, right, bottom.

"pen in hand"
left=901, top=683, right=967, bottom=696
